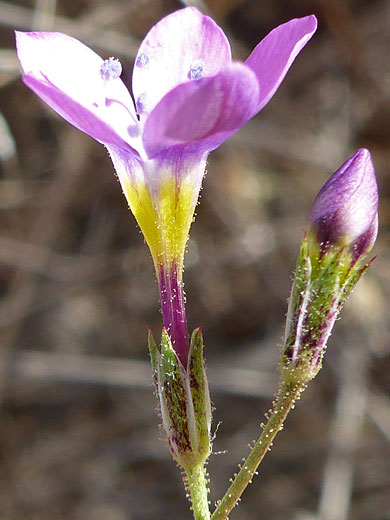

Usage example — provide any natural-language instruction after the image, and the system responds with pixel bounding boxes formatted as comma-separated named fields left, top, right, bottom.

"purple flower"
left=15, top=8, right=317, bottom=159
left=15, top=7, right=317, bottom=366
left=308, top=149, right=378, bottom=262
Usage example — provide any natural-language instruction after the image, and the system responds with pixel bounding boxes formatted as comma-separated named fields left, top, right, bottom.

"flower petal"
left=15, top=31, right=139, bottom=151
left=308, top=148, right=378, bottom=258
left=246, top=15, right=317, bottom=114
left=142, top=62, right=259, bottom=158
left=132, top=7, right=231, bottom=118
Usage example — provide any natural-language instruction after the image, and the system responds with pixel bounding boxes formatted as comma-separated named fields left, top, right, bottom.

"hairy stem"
left=211, top=381, right=306, bottom=520
left=158, top=263, right=189, bottom=367
left=185, top=463, right=210, bottom=520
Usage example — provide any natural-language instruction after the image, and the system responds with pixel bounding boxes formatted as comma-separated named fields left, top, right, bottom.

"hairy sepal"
left=281, top=236, right=371, bottom=384
left=147, top=327, right=211, bottom=468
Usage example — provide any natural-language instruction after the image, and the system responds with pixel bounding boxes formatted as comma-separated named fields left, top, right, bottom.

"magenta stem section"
left=158, top=264, right=189, bottom=368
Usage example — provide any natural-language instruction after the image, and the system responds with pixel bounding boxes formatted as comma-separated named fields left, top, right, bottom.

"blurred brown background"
left=0, top=0, right=389, bottom=519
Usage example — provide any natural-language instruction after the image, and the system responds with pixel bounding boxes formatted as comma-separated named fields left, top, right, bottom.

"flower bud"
left=307, top=148, right=378, bottom=263
left=148, top=327, right=211, bottom=469
left=281, top=150, right=378, bottom=384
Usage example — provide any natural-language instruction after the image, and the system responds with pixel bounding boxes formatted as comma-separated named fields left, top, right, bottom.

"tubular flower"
left=15, top=7, right=317, bottom=366
left=282, top=150, right=378, bottom=384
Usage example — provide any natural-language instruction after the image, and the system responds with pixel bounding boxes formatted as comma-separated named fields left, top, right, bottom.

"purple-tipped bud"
left=281, top=149, right=379, bottom=385
left=308, top=149, right=378, bottom=262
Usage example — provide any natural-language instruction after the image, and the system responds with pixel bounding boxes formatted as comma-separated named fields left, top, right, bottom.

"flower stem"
left=211, top=381, right=306, bottom=520
left=185, top=463, right=210, bottom=520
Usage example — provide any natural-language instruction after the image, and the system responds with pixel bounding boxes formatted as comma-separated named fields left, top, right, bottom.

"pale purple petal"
left=308, top=149, right=378, bottom=259
left=15, top=31, right=140, bottom=151
left=246, top=15, right=317, bottom=114
left=132, top=7, right=231, bottom=118
left=142, top=62, right=259, bottom=158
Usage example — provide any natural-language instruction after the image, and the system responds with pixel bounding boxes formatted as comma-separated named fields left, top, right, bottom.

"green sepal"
left=337, top=258, right=372, bottom=310
left=147, top=327, right=160, bottom=391
left=284, top=237, right=312, bottom=353
left=148, top=328, right=211, bottom=469
left=187, top=327, right=211, bottom=462
left=158, top=329, right=197, bottom=465
left=304, top=248, right=344, bottom=336
left=282, top=235, right=374, bottom=385
left=146, top=327, right=212, bottom=469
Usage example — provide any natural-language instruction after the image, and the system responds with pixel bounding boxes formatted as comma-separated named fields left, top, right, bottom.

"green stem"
left=211, top=381, right=306, bottom=520
left=185, top=463, right=211, bottom=520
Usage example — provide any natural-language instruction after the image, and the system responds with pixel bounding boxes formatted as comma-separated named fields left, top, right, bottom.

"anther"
left=136, top=53, right=149, bottom=68
left=100, top=57, right=122, bottom=81
left=188, top=59, right=205, bottom=80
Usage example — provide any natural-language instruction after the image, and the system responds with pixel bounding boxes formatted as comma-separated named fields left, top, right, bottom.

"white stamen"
left=188, top=59, right=205, bottom=80
left=100, top=57, right=122, bottom=81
